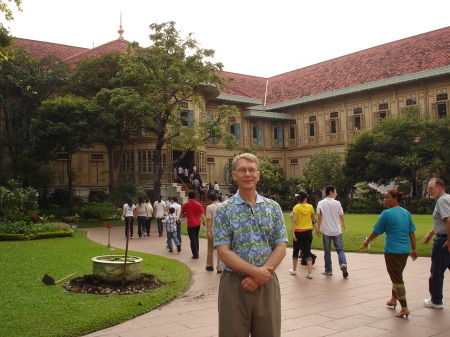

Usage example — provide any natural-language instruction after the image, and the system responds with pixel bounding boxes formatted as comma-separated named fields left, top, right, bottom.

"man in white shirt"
left=170, top=196, right=182, bottom=244
left=153, top=195, right=167, bottom=237
left=317, top=185, right=348, bottom=278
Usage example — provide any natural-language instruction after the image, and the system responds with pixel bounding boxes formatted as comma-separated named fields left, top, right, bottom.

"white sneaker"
left=289, top=269, right=297, bottom=275
left=423, top=298, right=443, bottom=309
left=306, top=274, right=313, bottom=279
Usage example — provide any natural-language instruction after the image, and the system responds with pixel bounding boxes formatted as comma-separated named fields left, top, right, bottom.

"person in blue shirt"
left=214, top=153, right=288, bottom=337
left=362, top=189, right=417, bottom=319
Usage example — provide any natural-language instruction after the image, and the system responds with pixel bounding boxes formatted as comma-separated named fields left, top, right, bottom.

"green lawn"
left=284, top=213, right=433, bottom=257
left=0, top=232, right=190, bottom=337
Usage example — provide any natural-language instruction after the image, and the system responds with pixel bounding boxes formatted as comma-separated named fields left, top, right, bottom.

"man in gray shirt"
left=423, top=178, right=450, bottom=309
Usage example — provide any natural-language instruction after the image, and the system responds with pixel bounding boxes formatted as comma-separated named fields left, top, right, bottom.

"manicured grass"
left=0, top=231, right=190, bottom=337
left=284, top=213, right=433, bottom=257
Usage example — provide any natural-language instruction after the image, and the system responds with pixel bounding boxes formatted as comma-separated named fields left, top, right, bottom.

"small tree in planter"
left=92, top=218, right=143, bottom=286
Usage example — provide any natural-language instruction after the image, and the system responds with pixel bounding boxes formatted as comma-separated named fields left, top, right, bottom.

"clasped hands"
left=241, top=266, right=274, bottom=292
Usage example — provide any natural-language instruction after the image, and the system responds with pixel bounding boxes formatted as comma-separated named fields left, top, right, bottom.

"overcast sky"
left=4, top=0, right=450, bottom=77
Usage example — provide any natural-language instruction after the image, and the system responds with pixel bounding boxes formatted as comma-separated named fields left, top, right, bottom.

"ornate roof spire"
left=117, top=13, right=125, bottom=40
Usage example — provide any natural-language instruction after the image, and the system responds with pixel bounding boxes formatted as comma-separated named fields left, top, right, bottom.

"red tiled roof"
left=64, top=39, right=130, bottom=62
left=14, top=38, right=88, bottom=60
left=221, top=71, right=267, bottom=98
left=14, top=26, right=450, bottom=106
left=222, top=26, right=450, bottom=105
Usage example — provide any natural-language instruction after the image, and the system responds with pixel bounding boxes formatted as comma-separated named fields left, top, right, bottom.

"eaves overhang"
left=214, top=93, right=262, bottom=105
left=250, top=66, right=450, bottom=111
left=243, top=110, right=293, bottom=121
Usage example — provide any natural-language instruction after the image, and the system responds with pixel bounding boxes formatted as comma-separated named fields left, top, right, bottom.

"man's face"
left=231, top=158, right=260, bottom=190
left=427, top=181, right=444, bottom=199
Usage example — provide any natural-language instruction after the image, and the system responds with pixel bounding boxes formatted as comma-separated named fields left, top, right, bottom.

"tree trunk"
left=67, top=153, right=73, bottom=215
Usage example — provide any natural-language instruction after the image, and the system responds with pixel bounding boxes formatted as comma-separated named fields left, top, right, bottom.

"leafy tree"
left=91, top=87, right=150, bottom=193
left=299, top=149, right=349, bottom=192
left=344, top=109, right=450, bottom=197
left=115, top=21, right=238, bottom=197
left=65, top=51, right=124, bottom=98
left=0, top=0, right=21, bottom=21
left=0, top=42, right=67, bottom=183
left=29, top=97, right=96, bottom=215
left=258, top=157, right=287, bottom=196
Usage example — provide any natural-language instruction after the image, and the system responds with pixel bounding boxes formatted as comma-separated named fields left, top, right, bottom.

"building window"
left=309, top=123, right=315, bottom=136
left=180, top=110, right=194, bottom=127
left=309, top=116, right=316, bottom=122
left=252, top=125, right=263, bottom=147
left=138, top=150, right=154, bottom=173
left=290, top=126, right=295, bottom=139
left=353, top=108, right=362, bottom=114
left=330, top=120, right=337, bottom=134
left=290, top=158, right=298, bottom=164
left=271, top=159, right=280, bottom=165
left=379, top=103, right=388, bottom=110
left=437, top=103, right=447, bottom=118
left=90, top=154, right=104, bottom=160
left=379, top=111, right=387, bottom=119
left=230, top=124, right=241, bottom=144
left=207, top=157, right=214, bottom=163
left=354, top=116, right=361, bottom=130
left=406, top=98, right=417, bottom=106
left=330, top=112, right=338, bottom=134
left=179, top=101, right=189, bottom=109
left=437, top=93, right=448, bottom=101
left=121, top=151, right=135, bottom=172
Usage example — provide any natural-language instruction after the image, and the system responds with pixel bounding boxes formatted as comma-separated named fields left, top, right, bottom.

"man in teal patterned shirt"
left=214, top=153, right=288, bottom=337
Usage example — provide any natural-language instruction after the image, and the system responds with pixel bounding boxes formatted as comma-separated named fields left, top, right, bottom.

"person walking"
left=213, top=153, right=288, bottom=337
left=162, top=207, right=182, bottom=253
left=180, top=190, right=206, bottom=259
left=423, top=178, right=450, bottom=309
left=144, top=198, right=153, bottom=236
left=153, top=195, right=167, bottom=237
left=290, top=191, right=316, bottom=279
left=362, top=190, right=417, bottom=318
left=317, top=185, right=348, bottom=278
left=136, top=195, right=150, bottom=238
left=169, top=196, right=182, bottom=244
left=205, top=193, right=222, bottom=273
left=121, top=197, right=136, bottom=239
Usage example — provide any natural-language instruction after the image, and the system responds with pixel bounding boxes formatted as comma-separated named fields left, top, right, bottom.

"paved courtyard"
left=83, top=226, right=450, bottom=337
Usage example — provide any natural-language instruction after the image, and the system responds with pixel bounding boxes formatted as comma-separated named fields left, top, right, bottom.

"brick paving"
left=83, top=225, right=450, bottom=337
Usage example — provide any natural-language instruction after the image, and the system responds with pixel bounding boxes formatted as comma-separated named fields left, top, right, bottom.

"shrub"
left=79, top=202, right=117, bottom=220
left=404, top=197, right=436, bottom=214
left=0, top=221, right=75, bottom=240
left=278, top=200, right=293, bottom=211
left=347, top=198, right=385, bottom=214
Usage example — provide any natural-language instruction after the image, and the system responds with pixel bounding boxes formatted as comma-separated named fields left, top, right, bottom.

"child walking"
left=163, top=207, right=182, bottom=253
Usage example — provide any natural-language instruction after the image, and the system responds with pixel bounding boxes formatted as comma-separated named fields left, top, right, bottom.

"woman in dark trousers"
left=121, top=197, right=136, bottom=239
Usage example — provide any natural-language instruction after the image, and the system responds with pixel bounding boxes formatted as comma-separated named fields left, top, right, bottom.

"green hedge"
left=0, top=229, right=75, bottom=241
left=347, top=198, right=385, bottom=214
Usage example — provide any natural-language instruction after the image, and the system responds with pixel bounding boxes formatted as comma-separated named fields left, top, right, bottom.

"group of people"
left=123, top=153, right=449, bottom=337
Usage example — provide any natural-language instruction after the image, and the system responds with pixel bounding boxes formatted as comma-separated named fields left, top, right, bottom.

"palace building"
left=12, top=26, right=450, bottom=198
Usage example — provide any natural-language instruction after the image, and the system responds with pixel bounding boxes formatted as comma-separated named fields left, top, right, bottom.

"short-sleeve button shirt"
left=213, top=191, right=288, bottom=271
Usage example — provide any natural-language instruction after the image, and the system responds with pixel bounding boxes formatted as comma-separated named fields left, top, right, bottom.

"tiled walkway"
left=83, top=226, right=450, bottom=337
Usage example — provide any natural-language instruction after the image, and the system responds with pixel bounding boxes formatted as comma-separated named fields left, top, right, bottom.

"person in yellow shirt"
left=290, top=191, right=317, bottom=279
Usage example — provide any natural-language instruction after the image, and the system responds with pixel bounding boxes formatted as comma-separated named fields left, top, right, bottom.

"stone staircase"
left=177, top=183, right=212, bottom=210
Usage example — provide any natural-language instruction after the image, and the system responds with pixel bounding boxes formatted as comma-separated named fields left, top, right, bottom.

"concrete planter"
left=92, top=255, right=143, bottom=282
